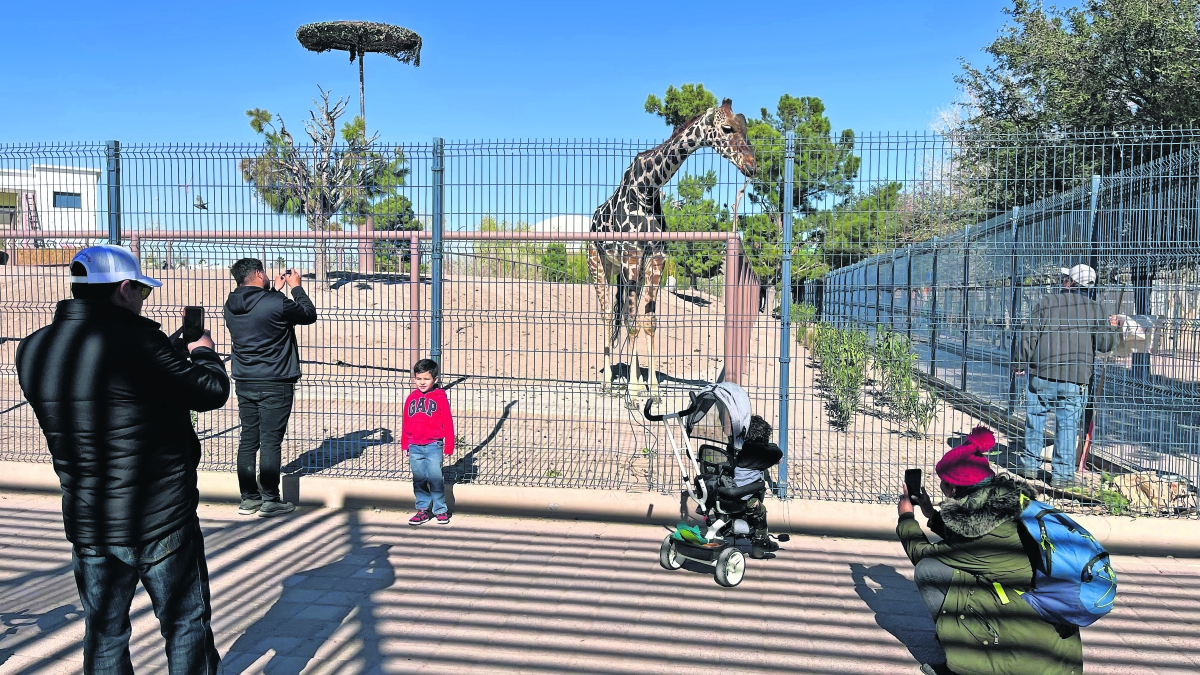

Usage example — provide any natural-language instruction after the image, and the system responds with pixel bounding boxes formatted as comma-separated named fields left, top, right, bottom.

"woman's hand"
left=916, top=488, right=938, bottom=520
left=897, top=491, right=914, bottom=517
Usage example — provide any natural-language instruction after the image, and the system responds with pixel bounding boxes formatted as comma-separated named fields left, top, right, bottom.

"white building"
left=0, top=164, right=102, bottom=245
left=531, top=214, right=592, bottom=251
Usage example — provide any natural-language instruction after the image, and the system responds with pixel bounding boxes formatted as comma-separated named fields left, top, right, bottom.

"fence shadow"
left=223, top=542, right=392, bottom=674
left=445, top=400, right=518, bottom=486
left=849, top=562, right=944, bottom=667
left=282, top=428, right=395, bottom=477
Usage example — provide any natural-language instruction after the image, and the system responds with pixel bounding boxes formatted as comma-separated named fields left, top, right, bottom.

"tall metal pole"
left=777, top=131, right=795, bottom=498
left=358, top=52, right=366, bottom=127
left=430, top=138, right=445, bottom=369
left=105, top=140, right=121, bottom=244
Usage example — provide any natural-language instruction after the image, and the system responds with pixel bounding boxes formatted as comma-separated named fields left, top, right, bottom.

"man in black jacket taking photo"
left=224, top=258, right=317, bottom=518
left=17, top=245, right=230, bottom=674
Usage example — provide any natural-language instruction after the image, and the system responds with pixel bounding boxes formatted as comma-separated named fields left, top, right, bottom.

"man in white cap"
left=1015, top=263, right=1121, bottom=488
left=16, top=245, right=229, bottom=674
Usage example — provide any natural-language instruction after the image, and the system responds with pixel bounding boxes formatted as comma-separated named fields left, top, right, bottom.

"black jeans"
left=72, top=516, right=219, bottom=674
left=235, top=381, right=295, bottom=502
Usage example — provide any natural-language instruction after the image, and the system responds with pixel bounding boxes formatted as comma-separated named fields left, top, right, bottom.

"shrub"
left=872, top=325, right=940, bottom=437
left=540, top=243, right=591, bottom=284
left=541, top=243, right=569, bottom=282
left=791, top=302, right=818, bottom=350
left=813, top=323, right=869, bottom=429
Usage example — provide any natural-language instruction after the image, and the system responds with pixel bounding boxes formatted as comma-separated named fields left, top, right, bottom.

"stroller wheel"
left=713, top=547, right=746, bottom=587
left=659, top=535, right=683, bottom=570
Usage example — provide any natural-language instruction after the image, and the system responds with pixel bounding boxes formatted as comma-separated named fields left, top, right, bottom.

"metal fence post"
left=431, top=138, right=445, bottom=369
left=961, top=225, right=970, bottom=392
left=409, top=231, right=421, bottom=373
left=906, top=245, right=913, bottom=343
left=777, top=131, right=795, bottom=497
left=929, top=237, right=940, bottom=382
left=1007, top=207, right=1022, bottom=412
left=1087, top=174, right=1101, bottom=300
left=105, top=140, right=121, bottom=244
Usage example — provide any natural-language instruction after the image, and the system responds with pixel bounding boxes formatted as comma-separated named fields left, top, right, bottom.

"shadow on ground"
left=850, top=562, right=944, bottom=666
left=282, top=428, right=395, bottom=476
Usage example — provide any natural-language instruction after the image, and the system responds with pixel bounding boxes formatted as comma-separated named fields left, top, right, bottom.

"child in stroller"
left=735, top=415, right=784, bottom=558
left=647, top=382, right=788, bottom=585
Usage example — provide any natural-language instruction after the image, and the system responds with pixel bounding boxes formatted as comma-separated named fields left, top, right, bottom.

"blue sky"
left=5, top=1, right=1013, bottom=142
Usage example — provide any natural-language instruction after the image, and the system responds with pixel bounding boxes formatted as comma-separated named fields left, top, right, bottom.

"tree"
left=364, top=195, right=418, bottom=273
left=240, top=88, right=407, bottom=279
left=473, top=216, right=537, bottom=278
left=809, top=182, right=904, bottom=271
left=662, top=171, right=728, bottom=285
left=644, top=84, right=718, bottom=129
left=336, top=115, right=417, bottom=273
left=954, top=0, right=1200, bottom=211
left=644, top=86, right=862, bottom=286
left=746, top=95, right=860, bottom=218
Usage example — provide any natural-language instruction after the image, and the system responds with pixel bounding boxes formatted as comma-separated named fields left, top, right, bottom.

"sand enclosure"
left=1, top=264, right=995, bottom=501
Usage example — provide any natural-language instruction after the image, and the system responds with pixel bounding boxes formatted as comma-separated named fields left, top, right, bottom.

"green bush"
left=872, top=325, right=940, bottom=438
left=791, top=302, right=818, bottom=350
left=539, top=243, right=591, bottom=284
left=813, top=323, right=869, bottom=429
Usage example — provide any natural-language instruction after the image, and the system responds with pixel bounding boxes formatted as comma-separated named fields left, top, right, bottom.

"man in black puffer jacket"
left=223, top=258, right=317, bottom=518
left=16, top=245, right=230, bottom=674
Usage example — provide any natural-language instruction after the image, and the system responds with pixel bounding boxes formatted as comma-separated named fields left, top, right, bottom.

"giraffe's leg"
left=622, top=248, right=645, bottom=404
left=639, top=248, right=668, bottom=404
left=586, top=242, right=617, bottom=395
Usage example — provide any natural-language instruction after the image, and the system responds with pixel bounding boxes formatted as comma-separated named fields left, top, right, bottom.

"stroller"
left=644, top=382, right=788, bottom=587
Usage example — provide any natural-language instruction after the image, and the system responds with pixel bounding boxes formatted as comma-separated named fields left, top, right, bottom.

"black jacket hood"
left=225, top=285, right=273, bottom=315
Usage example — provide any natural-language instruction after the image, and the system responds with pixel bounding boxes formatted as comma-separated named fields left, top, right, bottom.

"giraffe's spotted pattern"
left=587, top=99, right=756, bottom=390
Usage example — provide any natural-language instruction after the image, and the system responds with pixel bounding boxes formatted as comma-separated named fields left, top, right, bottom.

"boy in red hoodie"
left=403, top=359, right=456, bottom=525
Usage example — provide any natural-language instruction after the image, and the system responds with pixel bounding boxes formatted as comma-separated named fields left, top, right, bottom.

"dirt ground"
left=0, top=265, right=1078, bottom=504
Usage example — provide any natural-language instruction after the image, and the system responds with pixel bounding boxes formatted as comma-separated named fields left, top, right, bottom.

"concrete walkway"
left=1, top=491, right=1197, bottom=675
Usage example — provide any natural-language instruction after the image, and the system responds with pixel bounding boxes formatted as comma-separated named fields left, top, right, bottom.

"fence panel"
left=2, top=132, right=1198, bottom=517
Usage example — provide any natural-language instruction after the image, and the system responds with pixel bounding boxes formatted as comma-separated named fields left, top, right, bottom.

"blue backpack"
left=1017, top=498, right=1117, bottom=627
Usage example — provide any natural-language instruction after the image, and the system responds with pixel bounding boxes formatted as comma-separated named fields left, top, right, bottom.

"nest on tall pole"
left=296, top=21, right=422, bottom=66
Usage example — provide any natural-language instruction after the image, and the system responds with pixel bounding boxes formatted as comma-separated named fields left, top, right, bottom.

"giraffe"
left=587, top=98, right=756, bottom=402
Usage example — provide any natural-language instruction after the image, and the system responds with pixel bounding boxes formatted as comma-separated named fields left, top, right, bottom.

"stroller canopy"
left=685, top=382, right=752, bottom=451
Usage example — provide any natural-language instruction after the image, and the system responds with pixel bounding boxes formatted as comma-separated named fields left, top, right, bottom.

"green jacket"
left=897, top=475, right=1084, bottom=675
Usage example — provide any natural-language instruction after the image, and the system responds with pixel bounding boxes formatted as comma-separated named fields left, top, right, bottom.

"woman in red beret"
left=897, top=426, right=1084, bottom=675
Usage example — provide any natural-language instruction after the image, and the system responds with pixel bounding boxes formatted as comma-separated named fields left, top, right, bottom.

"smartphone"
left=904, top=468, right=923, bottom=505
left=182, top=306, right=205, bottom=343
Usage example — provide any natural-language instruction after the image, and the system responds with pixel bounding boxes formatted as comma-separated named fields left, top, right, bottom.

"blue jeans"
left=1023, top=375, right=1087, bottom=483
left=409, top=441, right=447, bottom=514
left=71, top=516, right=219, bottom=675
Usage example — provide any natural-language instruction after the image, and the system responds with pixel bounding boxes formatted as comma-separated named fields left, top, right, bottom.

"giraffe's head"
left=702, top=99, right=756, bottom=177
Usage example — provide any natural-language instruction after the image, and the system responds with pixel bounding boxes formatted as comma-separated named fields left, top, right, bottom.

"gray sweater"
left=1019, top=288, right=1119, bottom=385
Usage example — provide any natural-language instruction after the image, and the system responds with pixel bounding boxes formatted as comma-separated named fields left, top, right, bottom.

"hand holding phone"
left=904, top=468, right=923, bottom=505
left=182, top=306, right=205, bottom=343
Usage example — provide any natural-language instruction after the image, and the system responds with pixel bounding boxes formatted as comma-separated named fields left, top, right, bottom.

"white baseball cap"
left=70, top=245, right=162, bottom=287
left=1060, top=264, right=1097, bottom=286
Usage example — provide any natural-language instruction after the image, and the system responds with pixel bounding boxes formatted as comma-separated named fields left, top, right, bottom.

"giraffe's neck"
left=633, top=121, right=709, bottom=192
